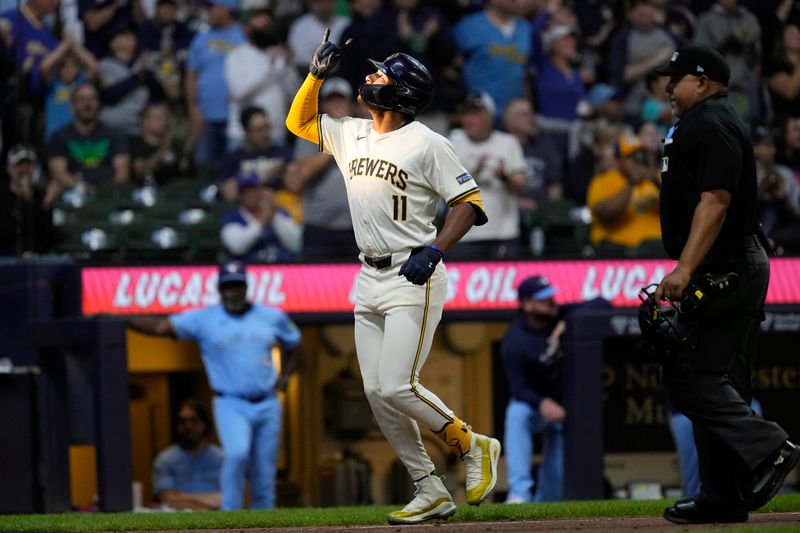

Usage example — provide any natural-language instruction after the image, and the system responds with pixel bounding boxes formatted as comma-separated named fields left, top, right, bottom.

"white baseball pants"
left=354, top=260, right=455, bottom=480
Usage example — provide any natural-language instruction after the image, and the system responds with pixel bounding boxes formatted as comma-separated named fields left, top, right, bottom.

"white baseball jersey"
left=319, top=115, right=479, bottom=258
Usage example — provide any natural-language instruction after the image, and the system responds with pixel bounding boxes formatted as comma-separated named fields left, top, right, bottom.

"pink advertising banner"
left=82, top=258, right=800, bottom=315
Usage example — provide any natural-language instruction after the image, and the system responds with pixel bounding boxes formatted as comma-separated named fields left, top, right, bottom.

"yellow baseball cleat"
left=464, top=433, right=501, bottom=505
left=387, top=474, right=457, bottom=524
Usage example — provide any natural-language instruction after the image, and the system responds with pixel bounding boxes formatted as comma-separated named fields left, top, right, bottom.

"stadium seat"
left=93, top=181, right=137, bottom=202
left=55, top=222, right=124, bottom=261
left=538, top=200, right=592, bottom=258
left=159, top=178, right=217, bottom=205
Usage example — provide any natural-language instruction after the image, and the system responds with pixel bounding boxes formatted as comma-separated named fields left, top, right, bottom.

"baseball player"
left=127, top=260, right=301, bottom=510
left=286, top=30, right=501, bottom=524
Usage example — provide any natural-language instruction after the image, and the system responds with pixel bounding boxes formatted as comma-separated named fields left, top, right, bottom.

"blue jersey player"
left=128, top=260, right=302, bottom=510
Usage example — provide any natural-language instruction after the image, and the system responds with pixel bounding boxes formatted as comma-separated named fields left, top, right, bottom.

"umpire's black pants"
left=661, top=237, right=788, bottom=507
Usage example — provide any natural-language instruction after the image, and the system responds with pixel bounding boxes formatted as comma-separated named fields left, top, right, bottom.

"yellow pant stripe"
left=410, top=279, right=452, bottom=422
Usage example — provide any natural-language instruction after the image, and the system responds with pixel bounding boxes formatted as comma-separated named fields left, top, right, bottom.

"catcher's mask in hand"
left=638, top=283, right=697, bottom=361
left=636, top=272, right=739, bottom=362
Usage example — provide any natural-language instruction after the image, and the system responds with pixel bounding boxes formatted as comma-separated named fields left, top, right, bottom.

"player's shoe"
left=387, top=474, right=456, bottom=525
left=464, top=432, right=501, bottom=506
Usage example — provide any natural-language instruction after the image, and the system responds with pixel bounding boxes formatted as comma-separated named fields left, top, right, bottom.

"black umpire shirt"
left=659, top=92, right=759, bottom=261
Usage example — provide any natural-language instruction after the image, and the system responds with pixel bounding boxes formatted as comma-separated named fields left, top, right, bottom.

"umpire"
left=653, top=45, right=799, bottom=524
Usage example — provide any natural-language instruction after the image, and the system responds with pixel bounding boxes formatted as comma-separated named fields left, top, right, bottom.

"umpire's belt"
left=214, top=391, right=272, bottom=403
left=363, top=247, right=425, bottom=270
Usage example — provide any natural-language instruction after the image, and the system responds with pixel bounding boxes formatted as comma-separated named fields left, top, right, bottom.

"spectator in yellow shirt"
left=586, top=133, right=663, bottom=257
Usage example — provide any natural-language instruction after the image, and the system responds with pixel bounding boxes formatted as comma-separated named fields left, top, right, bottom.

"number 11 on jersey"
left=392, top=194, right=407, bottom=221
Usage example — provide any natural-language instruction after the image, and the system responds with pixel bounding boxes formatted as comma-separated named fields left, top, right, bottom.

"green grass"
left=0, top=494, right=798, bottom=531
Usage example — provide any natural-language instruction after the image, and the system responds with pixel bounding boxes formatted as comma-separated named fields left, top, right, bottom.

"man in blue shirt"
left=453, top=0, right=531, bottom=119
left=501, top=275, right=608, bottom=503
left=185, top=0, right=245, bottom=168
left=152, top=399, right=223, bottom=510
left=128, top=260, right=302, bottom=510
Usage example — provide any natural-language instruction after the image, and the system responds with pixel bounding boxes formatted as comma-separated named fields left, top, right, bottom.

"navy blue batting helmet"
left=359, top=53, right=434, bottom=117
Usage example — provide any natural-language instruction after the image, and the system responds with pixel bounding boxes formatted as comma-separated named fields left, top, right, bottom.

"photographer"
left=652, top=45, right=797, bottom=525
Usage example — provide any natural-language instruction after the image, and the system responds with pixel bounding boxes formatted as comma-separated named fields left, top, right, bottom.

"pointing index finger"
left=322, top=28, right=330, bottom=44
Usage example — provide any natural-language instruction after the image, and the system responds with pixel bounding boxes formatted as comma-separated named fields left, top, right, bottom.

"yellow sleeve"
left=448, top=188, right=488, bottom=226
left=285, top=73, right=325, bottom=145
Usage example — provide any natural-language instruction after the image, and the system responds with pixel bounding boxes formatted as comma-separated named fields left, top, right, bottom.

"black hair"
left=176, top=398, right=212, bottom=437
left=70, top=81, right=100, bottom=103
left=138, top=101, right=167, bottom=120
left=240, top=105, right=267, bottom=131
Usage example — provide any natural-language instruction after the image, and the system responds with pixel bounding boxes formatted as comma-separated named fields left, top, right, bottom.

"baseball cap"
left=7, top=144, right=38, bottom=165
left=236, top=171, right=261, bottom=190
left=542, top=24, right=578, bottom=53
left=615, top=133, right=644, bottom=158
left=587, top=83, right=617, bottom=108
left=653, top=45, right=730, bottom=86
left=542, top=24, right=578, bottom=52
left=463, top=92, right=496, bottom=117
left=218, top=260, right=247, bottom=285
left=320, top=77, right=353, bottom=99
left=517, top=276, right=558, bottom=301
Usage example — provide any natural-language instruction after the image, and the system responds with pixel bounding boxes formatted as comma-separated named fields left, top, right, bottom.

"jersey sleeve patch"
left=456, top=173, right=473, bottom=185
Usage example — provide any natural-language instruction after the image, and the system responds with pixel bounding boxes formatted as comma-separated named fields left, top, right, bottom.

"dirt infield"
left=168, top=512, right=800, bottom=533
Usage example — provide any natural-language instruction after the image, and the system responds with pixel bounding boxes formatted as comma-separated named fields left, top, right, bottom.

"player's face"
left=219, top=282, right=248, bottom=314
left=521, top=297, right=558, bottom=321
left=365, top=70, right=391, bottom=86
left=358, top=70, right=392, bottom=109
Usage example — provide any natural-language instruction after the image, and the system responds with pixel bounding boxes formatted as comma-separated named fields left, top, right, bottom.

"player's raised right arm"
left=285, top=29, right=351, bottom=144
left=285, top=75, right=324, bottom=144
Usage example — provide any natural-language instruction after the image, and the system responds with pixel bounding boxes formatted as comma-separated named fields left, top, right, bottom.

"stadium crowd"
left=2, top=0, right=800, bottom=262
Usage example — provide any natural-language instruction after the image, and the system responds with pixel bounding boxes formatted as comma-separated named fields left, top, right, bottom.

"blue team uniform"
left=501, top=298, right=608, bottom=502
left=170, top=303, right=300, bottom=510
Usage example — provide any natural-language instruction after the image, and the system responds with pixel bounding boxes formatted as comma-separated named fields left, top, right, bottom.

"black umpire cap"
left=654, top=45, right=730, bottom=86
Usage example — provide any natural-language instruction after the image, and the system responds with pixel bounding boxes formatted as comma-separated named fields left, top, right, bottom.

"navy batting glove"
left=399, top=246, right=444, bottom=285
left=310, top=28, right=352, bottom=79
